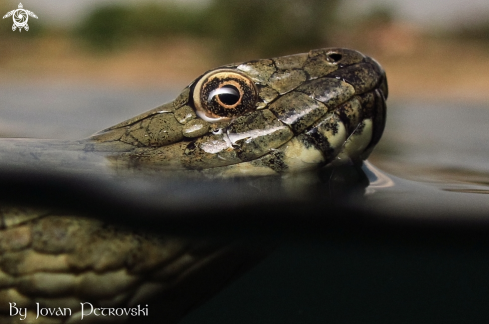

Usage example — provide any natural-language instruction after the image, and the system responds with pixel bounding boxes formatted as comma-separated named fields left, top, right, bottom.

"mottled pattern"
left=269, top=92, right=329, bottom=134
left=228, top=110, right=294, bottom=161
left=268, top=69, right=307, bottom=94
left=89, top=48, right=387, bottom=176
left=174, top=105, right=197, bottom=125
left=0, top=48, right=388, bottom=323
left=182, top=119, right=210, bottom=138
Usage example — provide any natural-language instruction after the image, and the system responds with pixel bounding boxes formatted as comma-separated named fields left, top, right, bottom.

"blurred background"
left=1, top=0, right=489, bottom=178
left=1, top=0, right=489, bottom=96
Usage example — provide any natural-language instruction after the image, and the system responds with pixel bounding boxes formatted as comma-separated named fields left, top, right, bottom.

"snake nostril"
left=327, top=53, right=343, bottom=63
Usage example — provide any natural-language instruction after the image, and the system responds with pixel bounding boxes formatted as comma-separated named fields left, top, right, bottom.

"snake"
left=0, top=48, right=387, bottom=323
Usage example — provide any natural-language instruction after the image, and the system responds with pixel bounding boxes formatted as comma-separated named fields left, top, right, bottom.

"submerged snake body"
left=0, top=48, right=387, bottom=323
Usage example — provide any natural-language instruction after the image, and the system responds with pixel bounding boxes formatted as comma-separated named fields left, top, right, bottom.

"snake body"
left=0, top=48, right=387, bottom=323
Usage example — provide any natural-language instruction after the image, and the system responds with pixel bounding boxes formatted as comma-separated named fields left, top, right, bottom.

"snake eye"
left=193, top=70, right=257, bottom=119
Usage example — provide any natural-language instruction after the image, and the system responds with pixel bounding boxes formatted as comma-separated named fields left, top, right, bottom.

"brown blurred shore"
left=1, top=32, right=489, bottom=102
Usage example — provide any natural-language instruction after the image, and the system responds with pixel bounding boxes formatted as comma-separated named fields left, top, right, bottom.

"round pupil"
left=209, top=85, right=241, bottom=106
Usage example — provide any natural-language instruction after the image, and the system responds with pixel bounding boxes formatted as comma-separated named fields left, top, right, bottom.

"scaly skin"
left=0, top=48, right=387, bottom=323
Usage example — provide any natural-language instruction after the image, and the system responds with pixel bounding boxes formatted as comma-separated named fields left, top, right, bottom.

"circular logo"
left=13, top=10, right=28, bottom=27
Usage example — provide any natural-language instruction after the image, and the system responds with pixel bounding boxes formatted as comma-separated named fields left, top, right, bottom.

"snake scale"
left=0, top=48, right=387, bottom=323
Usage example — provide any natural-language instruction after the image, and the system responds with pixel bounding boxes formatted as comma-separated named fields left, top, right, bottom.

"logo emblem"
left=2, top=3, right=38, bottom=32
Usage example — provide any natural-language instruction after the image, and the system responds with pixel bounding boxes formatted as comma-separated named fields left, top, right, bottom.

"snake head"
left=92, top=48, right=387, bottom=175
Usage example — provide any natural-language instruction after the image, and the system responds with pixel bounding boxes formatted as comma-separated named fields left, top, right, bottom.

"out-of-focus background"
left=1, top=0, right=489, bottom=97
left=1, top=0, right=489, bottom=177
